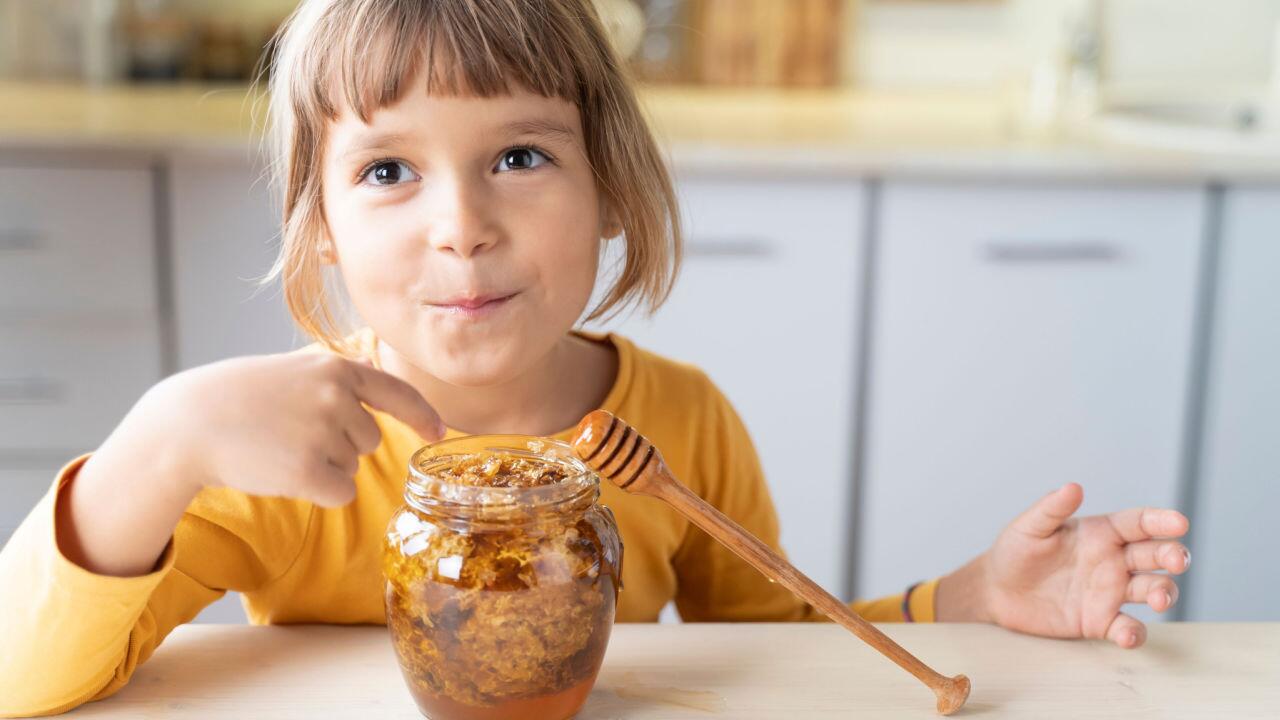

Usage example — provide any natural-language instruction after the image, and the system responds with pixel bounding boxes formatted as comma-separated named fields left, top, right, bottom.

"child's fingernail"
left=1127, top=631, right=1137, bottom=646
left=1162, top=591, right=1172, bottom=609
left=1182, top=548, right=1191, bottom=570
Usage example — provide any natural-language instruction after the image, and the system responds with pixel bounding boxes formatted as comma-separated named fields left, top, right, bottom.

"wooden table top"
left=65, top=622, right=1279, bottom=719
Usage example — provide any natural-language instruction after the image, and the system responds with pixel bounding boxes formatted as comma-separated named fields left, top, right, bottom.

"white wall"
left=1104, top=0, right=1280, bottom=90
left=846, top=0, right=1012, bottom=89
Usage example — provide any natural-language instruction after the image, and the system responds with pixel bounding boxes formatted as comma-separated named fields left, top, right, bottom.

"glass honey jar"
left=383, top=435, right=623, bottom=720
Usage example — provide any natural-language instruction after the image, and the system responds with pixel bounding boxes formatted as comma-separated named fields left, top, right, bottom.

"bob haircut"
left=263, top=0, right=682, bottom=353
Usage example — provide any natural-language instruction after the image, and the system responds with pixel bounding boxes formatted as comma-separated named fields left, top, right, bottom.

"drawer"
left=0, top=466, right=59, bottom=544
left=0, top=166, right=156, bottom=315
left=0, top=322, right=162, bottom=453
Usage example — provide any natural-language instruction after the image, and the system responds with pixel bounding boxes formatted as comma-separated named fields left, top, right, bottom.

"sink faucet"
left=1063, top=0, right=1103, bottom=119
left=1016, top=0, right=1104, bottom=133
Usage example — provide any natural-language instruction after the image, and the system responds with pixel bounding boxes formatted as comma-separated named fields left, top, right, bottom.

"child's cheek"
left=328, top=214, right=420, bottom=315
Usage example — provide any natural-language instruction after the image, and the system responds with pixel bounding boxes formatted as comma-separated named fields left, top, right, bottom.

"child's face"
left=322, top=83, right=618, bottom=387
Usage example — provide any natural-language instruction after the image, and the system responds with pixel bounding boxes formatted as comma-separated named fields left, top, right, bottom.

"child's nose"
left=425, top=180, right=500, bottom=257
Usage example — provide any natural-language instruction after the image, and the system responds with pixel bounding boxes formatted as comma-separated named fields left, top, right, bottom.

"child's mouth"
left=425, top=292, right=518, bottom=320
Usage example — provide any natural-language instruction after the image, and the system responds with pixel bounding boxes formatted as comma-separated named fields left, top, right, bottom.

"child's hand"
left=943, top=483, right=1190, bottom=648
left=61, top=351, right=444, bottom=578
left=158, top=352, right=445, bottom=507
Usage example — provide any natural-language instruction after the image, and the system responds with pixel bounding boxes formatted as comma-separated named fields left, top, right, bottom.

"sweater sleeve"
left=0, top=455, right=313, bottom=718
left=669, top=386, right=940, bottom=625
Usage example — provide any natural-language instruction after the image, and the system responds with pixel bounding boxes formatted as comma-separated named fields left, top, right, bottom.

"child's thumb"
left=1011, top=483, right=1084, bottom=539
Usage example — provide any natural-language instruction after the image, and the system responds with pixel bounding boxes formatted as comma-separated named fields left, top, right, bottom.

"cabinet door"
left=859, top=182, right=1205, bottom=624
left=170, top=158, right=299, bottom=368
left=591, top=178, right=866, bottom=595
left=1188, top=187, right=1280, bottom=621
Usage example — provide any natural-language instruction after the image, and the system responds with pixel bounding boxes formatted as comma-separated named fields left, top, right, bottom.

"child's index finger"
left=347, top=360, right=446, bottom=441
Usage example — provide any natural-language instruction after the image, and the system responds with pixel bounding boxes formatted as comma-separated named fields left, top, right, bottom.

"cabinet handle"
left=0, top=377, right=67, bottom=405
left=983, top=240, right=1121, bottom=263
left=685, top=237, right=776, bottom=259
left=0, top=230, right=45, bottom=252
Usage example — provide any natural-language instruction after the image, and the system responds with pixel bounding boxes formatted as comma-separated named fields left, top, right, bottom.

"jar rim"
left=405, top=435, right=598, bottom=516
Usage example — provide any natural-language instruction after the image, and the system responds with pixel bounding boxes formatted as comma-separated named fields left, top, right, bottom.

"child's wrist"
left=93, top=423, right=206, bottom=505
left=66, top=442, right=201, bottom=577
left=130, top=376, right=215, bottom=496
left=935, top=553, right=995, bottom=623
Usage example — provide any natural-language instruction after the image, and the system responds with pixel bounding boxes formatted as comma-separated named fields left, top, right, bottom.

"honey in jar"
left=383, top=436, right=623, bottom=720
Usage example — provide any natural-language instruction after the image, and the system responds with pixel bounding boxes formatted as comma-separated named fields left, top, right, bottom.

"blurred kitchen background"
left=1, top=0, right=1278, bottom=626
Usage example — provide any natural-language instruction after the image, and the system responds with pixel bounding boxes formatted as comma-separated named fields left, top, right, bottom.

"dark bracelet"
left=901, top=581, right=924, bottom=622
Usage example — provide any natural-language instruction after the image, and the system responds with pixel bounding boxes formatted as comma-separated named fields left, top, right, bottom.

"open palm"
left=983, top=483, right=1191, bottom=648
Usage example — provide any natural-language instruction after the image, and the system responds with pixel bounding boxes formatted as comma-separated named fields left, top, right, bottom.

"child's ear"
left=318, top=238, right=338, bottom=265
left=600, top=201, right=623, bottom=240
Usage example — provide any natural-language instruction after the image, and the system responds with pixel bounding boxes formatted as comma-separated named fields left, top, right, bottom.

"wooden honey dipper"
left=571, top=410, right=971, bottom=716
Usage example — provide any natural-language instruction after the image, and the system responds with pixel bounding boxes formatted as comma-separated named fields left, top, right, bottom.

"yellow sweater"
left=0, top=331, right=937, bottom=717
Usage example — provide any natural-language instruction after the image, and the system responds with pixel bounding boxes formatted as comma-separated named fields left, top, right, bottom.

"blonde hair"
left=262, top=0, right=682, bottom=353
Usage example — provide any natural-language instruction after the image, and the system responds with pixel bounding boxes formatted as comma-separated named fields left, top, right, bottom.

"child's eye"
left=495, top=147, right=552, bottom=173
left=360, top=160, right=420, bottom=187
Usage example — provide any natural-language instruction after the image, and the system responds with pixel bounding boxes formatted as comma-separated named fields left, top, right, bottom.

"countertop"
left=63, top=622, right=1279, bottom=718
left=3, top=81, right=1280, bottom=181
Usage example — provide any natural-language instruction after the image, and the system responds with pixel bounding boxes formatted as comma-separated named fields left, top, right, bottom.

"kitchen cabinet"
left=6, top=151, right=1275, bottom=626
left=857, top=181, right=1206, bottom=624
left=0, top=161, right=162, bottom=548
left=593, top=177, right=867, bottom=597
left=1187, top=186, right=1280, bottom=621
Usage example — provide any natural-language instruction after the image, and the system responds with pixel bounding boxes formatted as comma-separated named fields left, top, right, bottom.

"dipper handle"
left=571, top=410, right=970, bottom=716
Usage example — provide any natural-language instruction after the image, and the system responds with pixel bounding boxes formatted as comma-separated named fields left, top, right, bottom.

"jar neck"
left=403, top=478, right=599, bottom=527
left=404, top=435, right=601, bottom=528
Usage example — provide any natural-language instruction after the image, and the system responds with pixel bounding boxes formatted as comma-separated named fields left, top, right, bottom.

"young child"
left=0, top=0, right=1191, bottom=716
